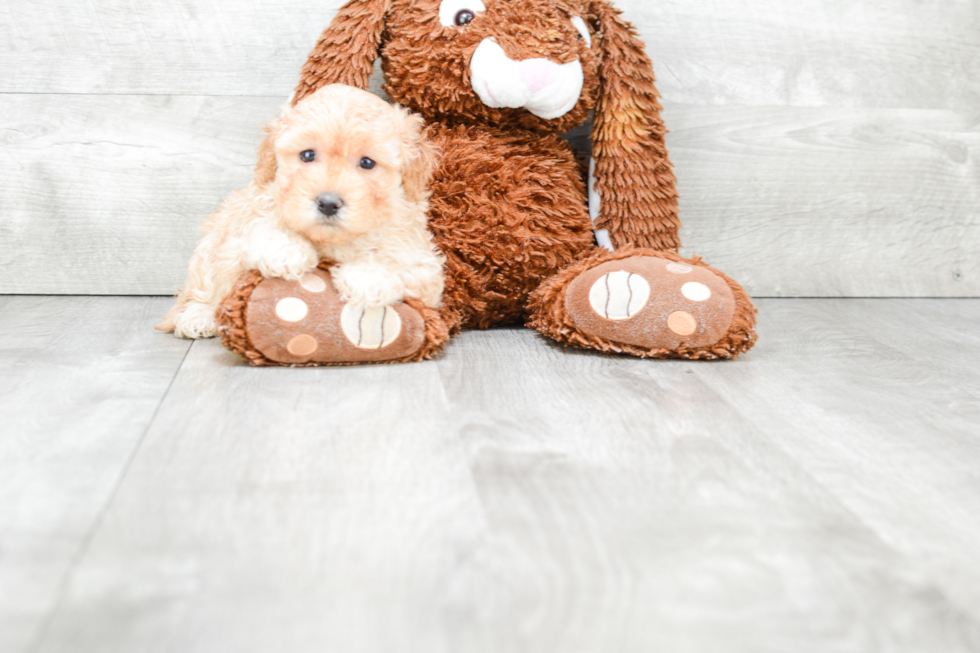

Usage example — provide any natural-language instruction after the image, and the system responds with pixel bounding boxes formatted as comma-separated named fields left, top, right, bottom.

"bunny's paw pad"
left=564, top=256, right=736, bottom=352
left=220, top=268, right=428, bottom=366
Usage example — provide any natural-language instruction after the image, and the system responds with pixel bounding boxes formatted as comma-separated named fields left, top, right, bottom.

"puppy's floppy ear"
left=253, top=113, right=289, bottom=186
left=253, top=128, right=278, bottom=186
left=589, top=0, right=680, bottom=251
left=293, top=0, right=392, bottom=105
left=397, top=113, right=440, bottom=205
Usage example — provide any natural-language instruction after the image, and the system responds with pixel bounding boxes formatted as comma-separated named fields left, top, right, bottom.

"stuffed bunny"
left=218, top=0, right=757, bottom=364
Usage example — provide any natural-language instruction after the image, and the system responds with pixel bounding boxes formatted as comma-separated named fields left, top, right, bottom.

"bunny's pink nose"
left=519, top=58, right=560, bottom=93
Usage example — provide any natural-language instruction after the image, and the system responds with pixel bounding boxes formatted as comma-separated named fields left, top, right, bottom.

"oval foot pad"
left=245, top=269, right=426, bottom=364
left=565, top=256, right=736, bottom=350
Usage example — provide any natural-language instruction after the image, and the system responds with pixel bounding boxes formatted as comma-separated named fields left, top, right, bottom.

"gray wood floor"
left=2, top=297, right=980, bottom=653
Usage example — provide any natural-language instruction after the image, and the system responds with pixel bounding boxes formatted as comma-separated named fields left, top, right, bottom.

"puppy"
left=158, top=84, right=443, bottom=339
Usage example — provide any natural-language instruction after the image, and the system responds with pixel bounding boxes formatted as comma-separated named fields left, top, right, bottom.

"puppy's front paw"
left=245, top=233, right=318, bottom=281
left=330, top=263, right=406, bottom=308
left=173, top=301, right=218, bottom=339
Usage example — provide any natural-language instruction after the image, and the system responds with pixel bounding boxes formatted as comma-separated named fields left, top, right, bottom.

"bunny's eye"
left=571, top=16, right=592, bottom=48
left=439, top=0, right=485, bottom=27
left=300, top=150, right=316, bottom=163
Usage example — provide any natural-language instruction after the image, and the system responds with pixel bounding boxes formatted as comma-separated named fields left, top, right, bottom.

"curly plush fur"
left=259, top=0, right=757, bottom=360
left=297, top=0, right=680, bottom=250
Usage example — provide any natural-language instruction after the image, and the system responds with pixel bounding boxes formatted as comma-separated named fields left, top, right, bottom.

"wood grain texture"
left=2, top=97, right=976, bottom=296
left=32, top=339, right=479, bottom=653
left=0, top=0, right=977, bottom=296
left=0, top=297, right=189, bottom=653
left=0, top=94, right=280, bottom=295
left=0, top=0, right=343, bottom=96
left=671, top=105, right=980, bottom=297
left=695, top=299, right=980, bottom=626
left=635, top=0, right=980, bottom=112
left=3, top=0, right=974, bottom=108
left=22, top=298, right=980, bottom=653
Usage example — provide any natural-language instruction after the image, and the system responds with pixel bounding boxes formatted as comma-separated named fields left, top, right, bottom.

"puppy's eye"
left=438, top=0, right=485, bottom=27
left=359, top=157, right=376, bottom=170
left=300, top=150, right=316, bottom=163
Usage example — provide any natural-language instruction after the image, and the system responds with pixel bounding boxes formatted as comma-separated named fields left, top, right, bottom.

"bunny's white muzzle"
left=470, top=39, right=584, bottom=120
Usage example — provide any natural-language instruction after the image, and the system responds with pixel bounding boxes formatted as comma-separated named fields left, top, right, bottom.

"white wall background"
left=0, top=0, right=977, bottom=297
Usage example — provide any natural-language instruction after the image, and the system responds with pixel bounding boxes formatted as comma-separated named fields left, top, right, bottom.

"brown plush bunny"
left=218, top=0, right=757, bottom=364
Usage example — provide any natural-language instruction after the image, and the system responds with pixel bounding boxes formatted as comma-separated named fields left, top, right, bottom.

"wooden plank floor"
left=2, top=297, right=979, bottom=652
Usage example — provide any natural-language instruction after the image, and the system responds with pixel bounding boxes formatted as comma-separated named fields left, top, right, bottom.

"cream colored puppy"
left=158, top=84, right=443, bottom=339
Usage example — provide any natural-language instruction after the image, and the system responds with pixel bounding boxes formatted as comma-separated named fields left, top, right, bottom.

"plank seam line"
left=24, top=339, right=194, bottom=653
left=4, top=294, right=980, bottom=300
left=0, top=91, right=292, bottom=98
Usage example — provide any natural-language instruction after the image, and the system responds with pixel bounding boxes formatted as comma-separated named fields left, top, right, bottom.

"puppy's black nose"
left=316, top=193, right=344, bottom=218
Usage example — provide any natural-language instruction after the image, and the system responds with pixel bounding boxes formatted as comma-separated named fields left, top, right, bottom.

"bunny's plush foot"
left=527, top=248, right=757, bottom=360
left=216, top=263, right=453, bottom=366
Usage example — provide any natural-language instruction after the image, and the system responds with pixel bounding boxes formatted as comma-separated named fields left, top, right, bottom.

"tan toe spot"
left=681, top=281, right=712, bottom=302
left=668, top=311, right=698, bottom=336
left=300, top=273, right=327, bottom=293
left=666, top=262, right=693, bottom=275
left=286, top=334, right=318, bottom=357
left=275, top=297, right=308, bottom=322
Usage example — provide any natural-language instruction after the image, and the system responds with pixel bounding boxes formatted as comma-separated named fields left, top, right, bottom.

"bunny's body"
left=222, top=0, right=758, bottom=363
left=425, top=124, right=594, bottom=328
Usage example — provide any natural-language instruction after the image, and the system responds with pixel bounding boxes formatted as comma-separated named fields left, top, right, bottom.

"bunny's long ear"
left=293, top=0, right=391, bottom=104
left=589, top=0, right=680, bottom=251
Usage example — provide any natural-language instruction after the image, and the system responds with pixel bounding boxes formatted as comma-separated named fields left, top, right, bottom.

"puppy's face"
left=266, top=85, right=431, bottom=248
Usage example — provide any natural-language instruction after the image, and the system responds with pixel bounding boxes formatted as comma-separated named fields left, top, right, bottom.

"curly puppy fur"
left=158, top=84, right=443, bottom=339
